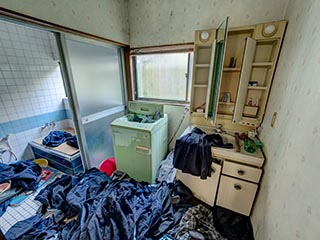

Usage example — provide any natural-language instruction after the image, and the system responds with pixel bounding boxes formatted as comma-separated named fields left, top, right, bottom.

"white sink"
left=211, top=135, right=264, bottom=167
left=219, top=133, right=236, bottom=148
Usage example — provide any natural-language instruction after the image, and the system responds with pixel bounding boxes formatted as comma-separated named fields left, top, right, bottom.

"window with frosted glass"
left=133, top=52, right=192, bottom=102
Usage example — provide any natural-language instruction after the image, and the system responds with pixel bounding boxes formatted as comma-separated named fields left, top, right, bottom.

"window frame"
left=130, top=44, right=194, bottom=104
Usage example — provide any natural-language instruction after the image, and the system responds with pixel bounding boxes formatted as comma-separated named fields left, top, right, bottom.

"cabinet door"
left=217, top=175, right=258, bottom=216
left=233, top=37, right=256, bottom=123
left=207, top=17, right=229, bottom=122
left=204, top=41, right=217, bottom=119
left=176, top=162, right=221, bottom=206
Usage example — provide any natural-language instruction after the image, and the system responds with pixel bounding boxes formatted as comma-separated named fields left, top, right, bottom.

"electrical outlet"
left=271, top=112, right=278, bottom=128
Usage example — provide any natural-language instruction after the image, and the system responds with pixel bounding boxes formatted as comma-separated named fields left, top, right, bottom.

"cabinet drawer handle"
left=234, top=184, right=242, bottom=190
left=237, top=169, right=245, bottom=175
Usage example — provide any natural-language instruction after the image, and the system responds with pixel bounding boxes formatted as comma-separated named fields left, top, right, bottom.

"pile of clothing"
left=3, top=157, right=254, bottom=240
left=0, top=160, right=42, bottom=217
left=42, top=131, right=78, bottom=149
left=126, top=111, right=161, bottom=123
left=4, top=169, right=227, bottom=240
left=5, top=169, right=174, bottom=239
left=173, top=127, right=233, bottom=179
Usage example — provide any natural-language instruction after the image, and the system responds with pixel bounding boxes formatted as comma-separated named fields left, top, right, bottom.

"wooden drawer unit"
left=216, top=175, right=258, bottom=216
left=222, top=161, right=262, bottom=183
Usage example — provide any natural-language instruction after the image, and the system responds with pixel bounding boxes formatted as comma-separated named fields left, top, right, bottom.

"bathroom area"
left=0, top=15, right=129, bottom=174
left=0, top=19, right=75, bottom=166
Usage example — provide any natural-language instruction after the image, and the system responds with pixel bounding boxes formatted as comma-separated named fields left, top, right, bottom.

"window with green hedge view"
left=134, top=52, right=193, bottom=102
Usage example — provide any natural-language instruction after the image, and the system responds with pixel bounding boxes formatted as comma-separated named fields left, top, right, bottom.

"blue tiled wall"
left=0, top=110, right=68, bottom=138
left=0, top=20, right=70, bottom=161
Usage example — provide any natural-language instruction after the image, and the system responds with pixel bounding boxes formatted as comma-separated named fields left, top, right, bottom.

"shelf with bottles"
left=191, top=86, right=208, bottom=113
left=247, top=81, right=268, bottom=90
left=243, top=89, right=264, bottom=118
left=190, top=20, right=287, bottom=131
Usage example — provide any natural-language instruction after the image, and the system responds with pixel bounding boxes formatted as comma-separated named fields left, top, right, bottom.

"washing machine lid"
left=128, top=101, right=164, bottom=116
left=111, top=114, right=166, bottom=132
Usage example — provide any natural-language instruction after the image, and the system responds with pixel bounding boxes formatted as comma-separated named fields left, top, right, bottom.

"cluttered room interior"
left=0, top=0, right=319, bottom=239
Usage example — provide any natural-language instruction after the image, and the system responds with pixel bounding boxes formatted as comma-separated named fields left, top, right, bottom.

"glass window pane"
left=66, top=39, right=124, bottom=117
left=135, top=53, right=189, bottom=101
left=83, top=110, right=125, bottom=168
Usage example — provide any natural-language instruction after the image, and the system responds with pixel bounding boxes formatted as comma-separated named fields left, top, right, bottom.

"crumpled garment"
left=66, top=136, right=79, bottom=149
left=156, top=150, right=176, bottom=183
left=212, top=206, right=254, bottom=240
left=35, top=168, right=110, bottom=220
left=0, top=160, right=41, bottom=216
left=175, top=204, right=225, bottom=240
left=173, top=127, right=232, bottom=179
left=42, top=131, right=73, bottom=147
left=6, top=169, right=175, bottom=240
left=0, top=160, right=41, bottom=191
left=165, top=180, right=194, bottom=239
left=5, top=214, right=59, bottom=240
left=62, top=180, right=174, bottom=240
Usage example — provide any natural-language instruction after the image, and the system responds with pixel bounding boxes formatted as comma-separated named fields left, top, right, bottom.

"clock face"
left=200, top=31, right=210, bottom=41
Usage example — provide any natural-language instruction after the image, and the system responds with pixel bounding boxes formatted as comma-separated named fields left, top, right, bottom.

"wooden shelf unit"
left=218, top=102, right=235, bottom=105
left=252, top=62, right=273, bottom=67
left=232, top=21, right=287, bottom=127
left=190, top=20, right=287, bottom=131
left=195, top=64, right=210, bottom=68
left=194, top=84, right=208, bottom=88
left=223, top=67, right=241, bottom=72
left=217, top=26, right=254, bottom=124
left=190, top=29, right=217, bottom=114
left=247, top=86, right=268, bottom=90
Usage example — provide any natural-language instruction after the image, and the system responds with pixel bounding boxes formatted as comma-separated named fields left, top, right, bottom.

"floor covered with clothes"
left=0, top=157, right=254, bottom=240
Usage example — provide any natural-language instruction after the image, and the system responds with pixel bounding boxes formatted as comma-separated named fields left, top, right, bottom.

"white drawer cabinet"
left=176, top=141, right=264, bottom=216
left=222, top=161, right=262, bottom=183
left=216, top=160, right=263, bottom=216
left=216, top=175, right=258, bottom=216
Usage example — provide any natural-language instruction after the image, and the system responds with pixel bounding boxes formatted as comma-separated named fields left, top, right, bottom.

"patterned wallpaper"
left=128, top=0, right=289, bottom=47
left=251, top=0, right=320, bottom=239
left=0, top=0, right=130, bottom=45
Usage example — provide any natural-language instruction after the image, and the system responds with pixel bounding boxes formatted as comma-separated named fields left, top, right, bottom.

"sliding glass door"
left=56, top=34, right=126, bottom=169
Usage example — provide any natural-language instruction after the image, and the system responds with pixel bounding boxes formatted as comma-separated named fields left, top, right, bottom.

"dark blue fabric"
left=0, top=160, right=41, bottom=217
left=66, top=136, right=79, bottom=149
left=0, top=199, right=11, bottom=217
left=35, top=168, right=109, bottom=219
left=0, top=160, right=41, bottom=191
left=62, top=179, right=174, bottom=240
left=5, top=214, right=58, bottom=240
left=6, top=169, right=175, bottom=240
left=173, top=127, right=232, bottom=179
left=42, top=131, right=73, bottom=147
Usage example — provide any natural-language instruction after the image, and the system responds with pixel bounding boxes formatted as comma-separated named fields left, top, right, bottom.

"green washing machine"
left=111, top=101, right=168, bottom=183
